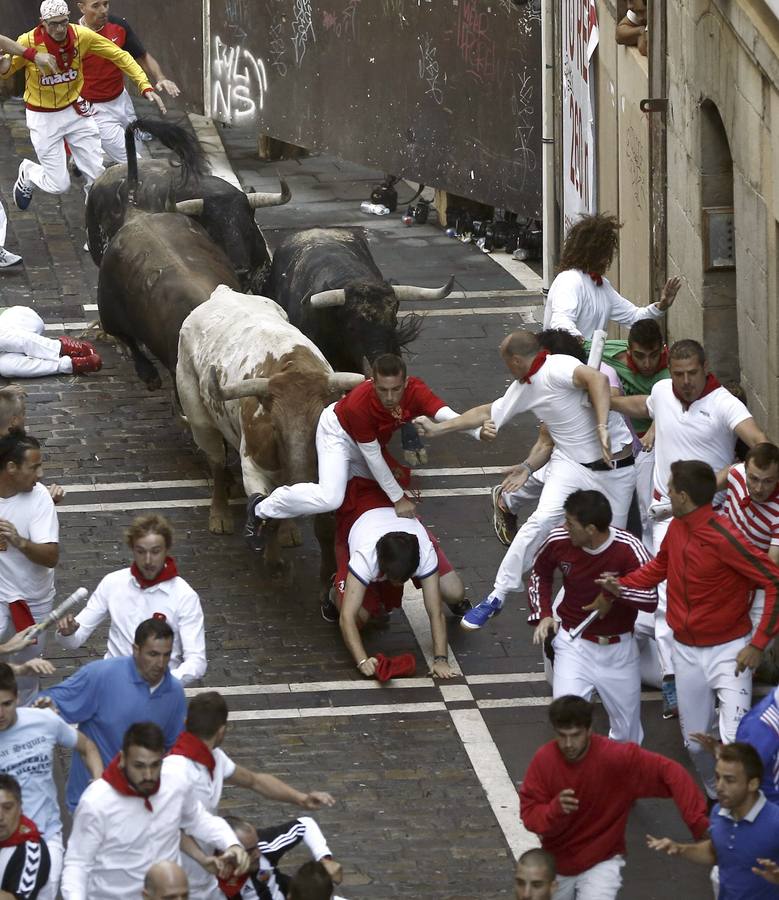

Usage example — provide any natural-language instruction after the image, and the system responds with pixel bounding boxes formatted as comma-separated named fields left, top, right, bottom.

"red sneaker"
left=70, top=352, right=102, bottom=375
left=58, top=336, right=97, bottom=358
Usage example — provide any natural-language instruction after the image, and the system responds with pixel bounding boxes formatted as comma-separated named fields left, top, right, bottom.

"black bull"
left=86, top=128, right=289, bottom=295
left=266, top=227, right=454, bottom=375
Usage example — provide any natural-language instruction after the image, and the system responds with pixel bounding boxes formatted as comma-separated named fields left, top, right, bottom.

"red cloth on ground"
left=130, top=556, right=179, bottom=589
left=619, top=504, right=779, bottom=649
left=334, top=377, right=445, bottom=446
left=334, top=477, right=452, bottom=619
left=167, top=731, right=216, bottom=780
left=102, top=754, right=159, bottom=811
left=374, top=653, right=416, bottom=682
left=519, top=734, right=709, bottom=876
left=0, top=816, right=41, bottom=847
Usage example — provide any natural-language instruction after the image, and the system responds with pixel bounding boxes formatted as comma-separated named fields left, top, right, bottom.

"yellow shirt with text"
left=1, top=24, right=152, bottom=110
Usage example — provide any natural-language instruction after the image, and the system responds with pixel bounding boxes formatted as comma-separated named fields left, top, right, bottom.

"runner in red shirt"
left=246, top=354, right=481, bottom=551
left=77, top=0, right=180, bottom=163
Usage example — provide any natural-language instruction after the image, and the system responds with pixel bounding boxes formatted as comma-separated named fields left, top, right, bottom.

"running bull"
left=266, top=227, right=454, bottom=461
left=86, top=119, right=289, bottom=294
left=97, top=122, right=241, bottom=389
left=176, top=285, right=364, bottom=576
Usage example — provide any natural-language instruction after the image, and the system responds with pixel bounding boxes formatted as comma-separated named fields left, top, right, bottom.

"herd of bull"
left=85, top=119, right=455, bottom=578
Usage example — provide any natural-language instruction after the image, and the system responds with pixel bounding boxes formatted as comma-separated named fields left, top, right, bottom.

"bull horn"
left=327, top=373, right=365, bottom=392
left=392, top=275, right=455, bottom=302
left=309, top=289, right=347, bottom=308
left=208, top=365, right=270, bottom=401
left=175, top=198, right=204, bottom=216
left=246, top=178, right=291, bottom=209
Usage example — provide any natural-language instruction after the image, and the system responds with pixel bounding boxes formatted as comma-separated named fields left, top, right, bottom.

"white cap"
left=40, top=0, right=70, bottom=20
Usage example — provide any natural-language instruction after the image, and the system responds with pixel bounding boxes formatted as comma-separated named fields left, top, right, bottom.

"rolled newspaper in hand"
left=569, top=609, right=600, bottom=640
left=29, top=587, right=88, bottom=636
left=581, top=329, right=608, bottom=408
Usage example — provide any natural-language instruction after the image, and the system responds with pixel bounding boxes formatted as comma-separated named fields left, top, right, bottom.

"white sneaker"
left=0, top=248, right=22, bottom=268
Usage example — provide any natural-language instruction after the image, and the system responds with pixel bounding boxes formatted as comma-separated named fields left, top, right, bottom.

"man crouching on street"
left=332, top=477, right=465, bottom=680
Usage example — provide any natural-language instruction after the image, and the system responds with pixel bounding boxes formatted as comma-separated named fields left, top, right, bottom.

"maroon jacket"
left=619, top=504, right=779, bottom=649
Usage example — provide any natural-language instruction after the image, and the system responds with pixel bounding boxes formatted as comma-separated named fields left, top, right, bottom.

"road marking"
left=446, top=289, right=540, bottom=299
left=402, top=306, right=540, bottom=321
left=477, top=690, right=663, bottom=710
left=401, top=584, right=462, bottom=674
left=43, top=322, right=91, bottom=333
left=229, top=701, right=448, bottom=721
left=54, top=486, right=494, bottom=513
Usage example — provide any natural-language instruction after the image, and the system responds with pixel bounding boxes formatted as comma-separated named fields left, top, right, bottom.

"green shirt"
left=585, top=339, right=669, bottom=435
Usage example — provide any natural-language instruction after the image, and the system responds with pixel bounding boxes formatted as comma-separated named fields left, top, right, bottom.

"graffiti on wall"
left=292, top=0, right=316, bottom=66
left=458, top=0, right=497, bottom=83
left=212, top=35, right=269, bottom=123
left=418, top=34, right=445, bottom=105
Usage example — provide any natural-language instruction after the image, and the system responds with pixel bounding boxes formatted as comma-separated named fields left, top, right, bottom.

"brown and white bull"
left=176, top=285, right=363, bottom=577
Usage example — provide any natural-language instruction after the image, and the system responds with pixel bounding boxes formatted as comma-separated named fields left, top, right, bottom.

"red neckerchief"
left=34, top=23, right=77, bottom=70
left=0, top=816, right=41, bottom=848
left=521, top=350, right=549, bottom=384
left=588, top=272, right=603, bottom=286
left=102, top=754, right=159, bottom=811
left=130, top=556, right=178, bottom=589
left=673, top=372, right=721, bottom=410
left=626, top=347, right=668, bottom=375
left=168, top=731, right=216, bottom=780
left=218, top=872, right=250, bottom=897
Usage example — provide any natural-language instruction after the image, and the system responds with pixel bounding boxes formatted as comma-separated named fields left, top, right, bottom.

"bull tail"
left=124, top=119, right=208, bottom=199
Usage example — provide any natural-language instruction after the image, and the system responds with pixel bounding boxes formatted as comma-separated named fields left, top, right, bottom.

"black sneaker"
left=244, top=492, right=268, bottom=552
left=447, top=598, right=473, bottom=619
left=320, top=582, right=339, bottom=622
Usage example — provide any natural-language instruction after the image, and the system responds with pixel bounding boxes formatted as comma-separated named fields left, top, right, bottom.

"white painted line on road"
left=477, top=690, right=663, bottom=710
left=449, top=708, right=539, bottom=856
left=83, top=304, right=98, bottom=312
left=184, top=670, right=554, bottom=699
left=401, top=583, right=463, bottom=675
left=55, top=486, right=493, bottom=512
left=486, top=254, right=545, bottom=292
left=229, top=701, right=448, bottom=721
left=43, top=322, right=91, bottom=333
left=446, top=289, right=540, bottom=299
left=401, top=306, right=540, bottom=319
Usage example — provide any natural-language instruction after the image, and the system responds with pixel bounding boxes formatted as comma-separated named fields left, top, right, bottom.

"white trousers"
left=502, top=465, right=545, bottom=515
left=555, top=855, right=625, bottom=900
left=0, top=200, right=6, bottom=247
left=23, top=105, right=104, bottom=194
left=0, top=307, right=71, bottom=378
left=634, top=448, right=655, bottom=550
left=673, top=636, right=753, bottom=797
left=552, top=629, right=643, bottom=744
left=37, top=830, right=63, bottom=900
left=258, top=405, right=369, bottom=519
left=93, top=89, right=142, bottom=164
left=494, top=450, right=636, bottom=597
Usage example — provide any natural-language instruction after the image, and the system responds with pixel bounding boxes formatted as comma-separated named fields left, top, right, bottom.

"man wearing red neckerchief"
left=542, top=213, right=681, bottom=339
left=164, top=692, right=336, bottom=900
left=0, top=0, right=166, bottom=213
left=56, top=514, right=206, bottom=685
left=0, top=773, right=50, bottom=899
left=612, top=339, right=768, bottom=724
left=62, top=722, right=249, bottom=899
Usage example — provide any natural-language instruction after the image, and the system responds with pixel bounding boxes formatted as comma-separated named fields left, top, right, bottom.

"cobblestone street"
left=0, top=97, right=712, bottom=898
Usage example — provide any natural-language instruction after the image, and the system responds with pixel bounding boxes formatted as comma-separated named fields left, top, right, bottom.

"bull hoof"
left=144, top=375, right=163, bottom=392
left=208, top=513, right=234, bottom=535
left=278, top=523, right=302, bottom=548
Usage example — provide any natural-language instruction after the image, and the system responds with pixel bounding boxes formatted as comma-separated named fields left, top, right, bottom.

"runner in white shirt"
left=0, top=432, right=59, bottom=703
left=0, top=663, right=103, bottom=900
left=165, top=692, right=337, bottom=900
left=415, top=330, right=636, bottom=631
left=724, top=443, right=779, bottom=631
left=542, top=212, right=681, bottom=337
left=612, top=339, right=768, bottom=718
left=56, top=515, right=206, bottom=684
left=61, top=721, right=249, bottom=900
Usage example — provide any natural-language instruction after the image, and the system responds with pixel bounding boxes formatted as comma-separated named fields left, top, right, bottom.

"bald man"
left=142, top=861, right=188, bottom=900
left=515, top=848, right=558, bottom=899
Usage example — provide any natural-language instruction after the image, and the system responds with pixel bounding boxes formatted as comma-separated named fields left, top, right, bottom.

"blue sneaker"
left=661, top=677, right=678, bottom=719
left=13, top=166, right=33, bottom=211
left=460, top=594, right=504, bottom=631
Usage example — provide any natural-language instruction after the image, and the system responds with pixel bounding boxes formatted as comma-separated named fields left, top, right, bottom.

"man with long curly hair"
left=543, top=214, right=681, bottom=338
